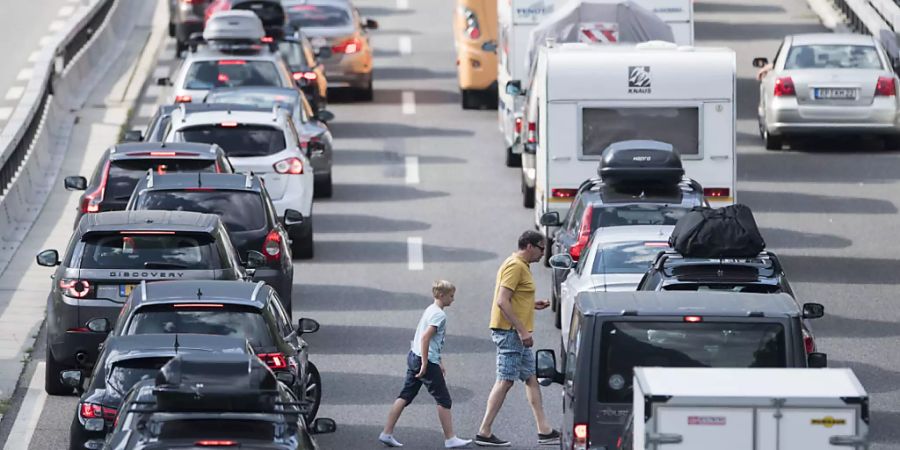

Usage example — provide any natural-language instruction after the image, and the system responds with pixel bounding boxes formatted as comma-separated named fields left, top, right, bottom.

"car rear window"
left=107, top=357, right=171, bottom=396
left=591, top=204, right=689, bottom=229
left=288, top=4, right=352, bottom=28
left=591, top=242, right=669, bottom=275
left=125, top=305, right=274, bottom=347
left=184, top=60, right=283, bottom=90
left=205, top=89, right=299, bottom=110
left=785, top=45, right=882, bottom=70
left=106, top=159, right=218, bottom=201
left=598, top=321, right=786, bottom=403
left=663, top=283, right=783, bottom=294
left=133, top=190, right=267, bottom=232
left=156, top=419, right=277, bottom=440
left=79, top=233, right=222, bottom=270
left=177, top=125, right=287, bottom=157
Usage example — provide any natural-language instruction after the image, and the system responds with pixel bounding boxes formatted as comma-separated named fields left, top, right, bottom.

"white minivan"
left=519, top=41, right=737, bottom=229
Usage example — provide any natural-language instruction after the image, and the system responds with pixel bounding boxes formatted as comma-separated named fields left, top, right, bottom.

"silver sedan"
left=753, top=33, right=900, bottom=150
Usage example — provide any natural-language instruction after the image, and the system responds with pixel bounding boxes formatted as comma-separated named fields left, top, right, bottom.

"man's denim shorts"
left=491, top=329, right=535, bottom=382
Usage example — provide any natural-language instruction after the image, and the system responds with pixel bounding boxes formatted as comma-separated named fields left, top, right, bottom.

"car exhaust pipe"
left=74, top=351, right=87, bottom=365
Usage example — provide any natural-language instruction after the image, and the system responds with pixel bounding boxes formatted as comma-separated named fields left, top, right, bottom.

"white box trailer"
left=522, top=41, right=736, bottom=229
left=632, top=367, right=870, bottom=450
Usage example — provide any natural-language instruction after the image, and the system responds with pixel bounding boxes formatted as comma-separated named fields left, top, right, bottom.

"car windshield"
left=125, top=305, right=274, bottom=347
left=177, top=125, right=287, bottom=157
left=205, top=90, right=299, bottom=110
left=80, top=233, right=221, bottom=270
left=784, top=45, right=883, bottom=70
left=287, top=4, right=352, bottom=28
left=592, top=204, right=689, bottom=229
left=184, top=60, right=283, bottom=90
left=133, top=190, right=267, bottom=232
left=106, top=159, right=218, bottom=201
left=107, top=357, right=171, bottom=397
left=663, top=283, right=783, bottom=293
left=592, top=242, right=669, bottom=275
left=598, top=321, right=786, bottom=403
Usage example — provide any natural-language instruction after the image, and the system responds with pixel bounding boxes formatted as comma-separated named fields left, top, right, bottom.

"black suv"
left=102, top=279, right=322, bottom=421
left=124, top=105, right=177, bottom=143
left=104, top=353, right=335, bottom=450
left=63, top=142, right=234, bottom=226
left=35, top=210, right=254, bottom=395
left=535, top=290, right=827, bottom=450
left=127, top=172, right=297, bottom=304
left=64, top=334, right=254, bottom=450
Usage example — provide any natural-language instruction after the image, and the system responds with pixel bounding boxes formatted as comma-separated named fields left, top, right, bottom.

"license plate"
left=815, top=88, right=857, bottom=99
left=119, top=284, right=136, bottom=297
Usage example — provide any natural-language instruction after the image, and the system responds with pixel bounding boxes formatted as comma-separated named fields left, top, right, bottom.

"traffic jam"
left=0, top=0, right=892, bottom=448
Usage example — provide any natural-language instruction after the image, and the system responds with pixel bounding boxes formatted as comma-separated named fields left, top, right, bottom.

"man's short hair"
left=432, top=280, right=456, bottom=298
left=518, top=230, right=545, bottom=250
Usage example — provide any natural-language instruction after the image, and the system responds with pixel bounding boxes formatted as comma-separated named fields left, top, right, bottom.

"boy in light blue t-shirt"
left=379, top=281, right=471, bottom=448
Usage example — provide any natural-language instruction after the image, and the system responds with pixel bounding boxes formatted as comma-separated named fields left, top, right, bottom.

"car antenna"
left=197, top=171, right=202, bottom=188
left=197, top=288, right=203, bottom=300
left=174, top=333, right=180, bottom=354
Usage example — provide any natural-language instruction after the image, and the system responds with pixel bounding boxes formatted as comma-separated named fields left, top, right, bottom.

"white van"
left=521, top=41, right=736, bottom=229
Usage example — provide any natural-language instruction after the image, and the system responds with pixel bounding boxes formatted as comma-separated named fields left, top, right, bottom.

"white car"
left=164, top=104, right=316, bottom=257
left=549, top=225, right=675, bottom=347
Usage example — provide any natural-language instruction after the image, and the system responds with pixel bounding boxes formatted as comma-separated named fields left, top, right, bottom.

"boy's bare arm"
left=416, top=325, right=437, bottom=378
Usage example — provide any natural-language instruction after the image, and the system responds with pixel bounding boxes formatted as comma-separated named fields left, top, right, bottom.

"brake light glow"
left=60, top=279, right=94, bottom=299
left=195, top=441, right=238, bottom=447
left=257, top=352, right=288, bottom=370
left=274, top=157, right=304, bottom=174
left=774, top=77, right=795, bottom=97
left=263, top=229, right=281, bottom=262
left=80, top=403, right=117, bottom=420
left=173, top=303, right=224, bottom=308
left=292, top=72, right=318, bottom=81
left=703, top=187, right=730, bottom=199
left=81, top=160, right=110, bottom=214
left=876, top=76, right=896, bottom=96
left=684, top=315, right=703, bottom=323
left=526, top=121, right=536, bottom=144
left=218, top=60, right=246, bottom=65
left=803, top=329, right=816, bottom=353
left=514, top=117, right=523, bottom=134
left=150, top=152, right=176, bottom=157
left=332, top=37, right=362, bottom=54
left=569, top=206, right=593, bottom=261
left=174, top=95, right=192, bottom=103
left=220, top=121, right=238, bottom=127
left=261, top=36, right=274, bottom=43
left=574, top=423, right=588, bottom=450
left=551, top=188, right=577, bottom=198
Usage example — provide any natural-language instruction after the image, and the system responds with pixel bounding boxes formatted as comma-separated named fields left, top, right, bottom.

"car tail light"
left=60, top=279, right=95, bottom=299
left=462, top=7, right=481, bottom=40
left=81, top=160, right=110, bottom=214
left=261, top=36, right=274, bottom=43
left=774, top=77, right=795, bottom=97
left=684, top=315, right=703, bottom=323
left=258, top=352, right=288, bottom=369
left=876, top=76, right=896, bottom=96
left=803, top=329, right=816, bottom=353
left=219, top=121, right=238, bottom=128
left=274, top=157, right=304, bottom=174
left=195, top=441, right=238, bottom=447
left=292, top=72, right=318, bottom=81
left=263, top=230, right=281, bottom=261
left=174, top=95, right=192, bottom=103
left=551, top=188, right=577, bottom=199
left=80, top=403, right=117, bottom=420
left=514, top=117, right=523, bottom=134
left=703, top=187, right=730, bottom=199
left=218, top=60, right=246, bottom=65
left=574, top=423, right=588, bottom=450
left=332, top=37, right=362, bottom=54
left=569, top=206, right=593, bottom=261
left=526, top=122, right=537, bottom=144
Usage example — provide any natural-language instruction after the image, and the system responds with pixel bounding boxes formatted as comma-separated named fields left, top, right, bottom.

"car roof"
left=76, top=210, right=222, bottom=235
left=207, top=86, right=300, bottom=98
left=789, top=33, right=876, bottom=46
left=134, top=280, right=270, bottom=309
left=141, top=172, right=262, bottom=192
left=575, top=291, right=799, bottom=317
left=103, top=334, right=251, bottom=365
left=107, top=142, right=221, bottom=161
left=591, top=225, right=675, bottom=246
left=170, top=104, right=292, bottom=128
left=185, top=48, right=280, bottom=60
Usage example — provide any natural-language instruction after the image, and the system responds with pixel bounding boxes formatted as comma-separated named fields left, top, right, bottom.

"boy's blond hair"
left=432, top=280, right=456, bottom=298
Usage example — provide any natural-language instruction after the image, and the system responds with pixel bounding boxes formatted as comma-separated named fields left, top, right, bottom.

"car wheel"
left=175, top=40, right=187, bottom=58
left=883, top=135, right=900, bottom=150
left=314, top=174, right=333, bottom=199
left=521, top=175, right=535, bottom=209
left=550, top=280, right=559, bottom=312
left=554, top=299, right=562, bottom=329
left=291, top=220, right=314, bottom=259
left=45, top=343, right=72, bottom=396
left=764, top=129, right=783, bottom=151
left=302, top=362, right=322, bottom=423
left=168, top=23, right=176, bottom=38
left=484, top=89, right=499, bottom=110
left=505, top=146, right=522, bottom=167
left=461, top=90, right=479, bottom=110
left=356, top=78, right=374, bottom=102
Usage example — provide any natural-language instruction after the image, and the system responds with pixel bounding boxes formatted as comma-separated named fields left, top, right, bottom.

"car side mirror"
left=364, top=18, right=379, bottom=30
left=156, top=77, right=172, bottom=86
left=122, top=130, right=143, bottom=142
left=540, top=211, right=561, bottom=227
left=523, top=142, right=537, bottom=154
left=535, top=349, right=563, bottom=385
left=311, top=417, right=337, bottom=434
left=298, top=317, right=320, bottom=335
left=283, top=209, right=304, bottom=227
left=482, top=41, right=498, bottom=53
left=315, top=109, right=335, bottom=123
left=548, top=254, right=574, bottom=270
left=64, top=176, right=87, bottom=191
left=36, top=249, right=60, bottom=267
left=505, top=80, right=522, bottom=96
left=752, top=57, right=769, bottom=68
left=60, top=370, right=85, bottom=394
left=246, top=250, right=266, bottom=268
left=87, top=318, right=110, bottom=334
left=802, top=302, right=825, bottom=319
left=808, top=352, right=827, bottom=368
left=316, top=47, right=333, bottom=59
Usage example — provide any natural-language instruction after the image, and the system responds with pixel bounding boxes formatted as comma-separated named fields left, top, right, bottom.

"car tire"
left=550, top=280, right=559, bottom=312
left=505, top=146, right=522, bottom=167
left=883, top=136, right=900, bottom=150
left=291, top=220, right=314, bottom=259
left=314, top=174, right=333, bottom=199
left=168, top=23, right=176, bottom=38
left=175, top=40, right=187, bottom=58
left=554, top=300, right=562, bottom=330
left=302, top=362, right=322, bottom=423
left=521, top=175, right=535, bottom=209
left=764, top=130, right=783, bottom=150
left=356, top=78, right=374, bottom=102
left=45, top=344, right=72, bottom=396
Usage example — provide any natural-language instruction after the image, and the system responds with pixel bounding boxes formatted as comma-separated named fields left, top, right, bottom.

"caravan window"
left=581, top=107, right=700, bottom=158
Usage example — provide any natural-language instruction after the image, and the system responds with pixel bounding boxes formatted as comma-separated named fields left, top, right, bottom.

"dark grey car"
left=168, top=0, right=211, bottom=57
left=36, top=210, right=257, bottom=395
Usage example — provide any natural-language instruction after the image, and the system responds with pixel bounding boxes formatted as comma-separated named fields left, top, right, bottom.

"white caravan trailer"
left=522, top=41, right=736, bottom=229
left=632, top=367, right=869, bottom=450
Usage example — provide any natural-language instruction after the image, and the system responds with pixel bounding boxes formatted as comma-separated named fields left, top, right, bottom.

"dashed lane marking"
left=402, top=91, right=415, bottom=115
left=399, top=36, right=412, bottom=55
left=5, top=87, right=24, bottom=101
left=39, top=36, right=54, bottom=47
left=407, top=237, right=424, bottom=271
left=58, top=5, right=76, bottom=16
left=27, top=51, right=40, bottom=63
left=405, top=156, right=420, bottom=184
left=397, top=0, right=409, bottom=9
left=0, top=107, right=12, bottom=121
left=48, top=20, right=66, bottom=32
left=16, top=69, right=33, bottom=82
left=2, top=362, right=47, bottom=450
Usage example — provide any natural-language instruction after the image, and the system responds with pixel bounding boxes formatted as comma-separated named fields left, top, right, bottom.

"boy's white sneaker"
left=379, top=433, right=404, bottom=447
left=445, top=436, right=473, bottom=448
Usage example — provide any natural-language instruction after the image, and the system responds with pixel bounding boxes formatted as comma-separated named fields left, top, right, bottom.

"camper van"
left=519, top=41, right=736, bottom=230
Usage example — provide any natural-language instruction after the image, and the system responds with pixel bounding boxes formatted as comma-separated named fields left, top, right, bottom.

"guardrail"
left=832, top=0, right=900, bottom=58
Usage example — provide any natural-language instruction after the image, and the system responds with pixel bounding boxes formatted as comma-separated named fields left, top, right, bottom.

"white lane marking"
left=152, top=65, right=170, bottom=79
left=397, top=0, right=409, bottom=9
left=48, top=20, right=66, bottom=32
left=58, top=5, right=76, bottom=16
left=0, top=107, right=12, bottom=121
left=399, top=36, right=412, bottom=55
left=2, top=362, right=48, bottom=450
left=402, top=91, right=416, bottom=115
left=39, top=36, right=54, bottom=47
left=405, top=156, right=420, bottom=184
left=28, top=51, right=41, bottom=63
left=407, top=237, right=424, bottom=271
left=5, top=87, right=24, bottom=101
left=16, top=68, right=33, bottom=81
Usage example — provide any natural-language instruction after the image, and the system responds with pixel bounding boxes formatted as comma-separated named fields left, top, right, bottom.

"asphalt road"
left=1, top=0, right=900, bottom=448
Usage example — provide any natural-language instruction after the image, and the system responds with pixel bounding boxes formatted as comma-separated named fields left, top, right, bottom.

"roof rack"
left=146, top=168, right=155, bottom=188
left=250, top=280, right=265, bottom=301
left=140, top=280, right=148, bottom=302
left=652, top=250, right=783, bottom=273
left=244, top=172, right=253, bottom=189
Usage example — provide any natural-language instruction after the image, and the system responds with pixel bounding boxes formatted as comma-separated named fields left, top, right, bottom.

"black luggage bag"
left=668, top=204, right=766, bottom=258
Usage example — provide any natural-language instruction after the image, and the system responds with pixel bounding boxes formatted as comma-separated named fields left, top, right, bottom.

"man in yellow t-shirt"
left=475, top=231, right=559, bottom=447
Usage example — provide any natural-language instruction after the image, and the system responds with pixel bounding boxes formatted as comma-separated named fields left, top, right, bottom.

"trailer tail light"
left=569, top=206, right=593, bottom=261
left=684, top=315, right=703, bottom=323
left=703, top=187, right=730, bottom=199
left=803, top=329, right=816, bottom=353
left=263, top=230, right=282, bottom=261
left=79, top=403, right=117, bottom=420
left=174, top=95, right=192, bottom=103
left=573, top=423, right=588, bottom=450
left=292, top=72, right=318, bottom=81
left=274, top=157, right=304, bottom=174
left=461, top=7, right=481, bottom=39
left=876, top=76, right=896, bottom=96
left=526, top=121, right=537, bottom=143
left=774, top=77, right=795, bottom=97
left=551, top=188, right=577, bottom=199
left=60, top=279, right=95, bottom=299
left=514, top=117, right=523, bottom=134
left=258, top=352, right=288, bottom=370
left=332, top=37, right=362, bottom=54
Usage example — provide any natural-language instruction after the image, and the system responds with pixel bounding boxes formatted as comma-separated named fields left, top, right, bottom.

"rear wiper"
left=113, top=195, right=135, bottom=200
left=144, top=261, right=188, bottom=269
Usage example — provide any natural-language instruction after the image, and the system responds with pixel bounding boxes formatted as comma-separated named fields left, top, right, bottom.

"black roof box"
left=232, top=0, right=287, bottom=37
left=597, top=140, right=684, bottom=186
left=154, top=353, right=278, bottom=412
